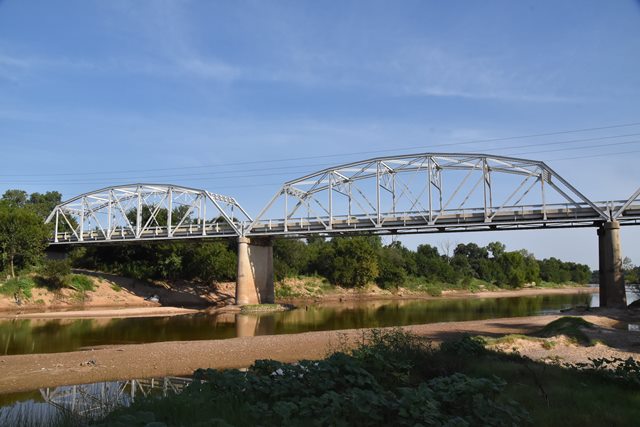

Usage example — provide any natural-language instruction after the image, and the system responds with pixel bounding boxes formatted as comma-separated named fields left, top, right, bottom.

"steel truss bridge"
left=46, top=153, right=640, bottom=244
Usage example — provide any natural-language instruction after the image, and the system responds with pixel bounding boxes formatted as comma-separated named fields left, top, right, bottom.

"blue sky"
left=1, top=0, right=639, bottom=268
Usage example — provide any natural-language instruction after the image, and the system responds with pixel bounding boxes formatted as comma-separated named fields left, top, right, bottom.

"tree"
left=487, top=241, right=506, bottom=258
left=454, top=243, right=489, bottom=279
left=273, top=238, right=308, bottom=279
left=438, top=239, right=456, bottom=264
left=326, top=237, right=379, bottom=288
left=0, top=205, right=49, bottom=277
left=1, top=189, right=28, bottom=208
left=376, top=243, right=409, bottom=289
left=28, top=191, right=62, bottom=218
left=184, top=241, right=237, bottom=282
left=494, top=251, right=527, bottom=288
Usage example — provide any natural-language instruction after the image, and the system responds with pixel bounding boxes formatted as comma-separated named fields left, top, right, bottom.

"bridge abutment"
left=597, top=220, right=627, bottom=308
left=236, top=237, right=275, bottom=305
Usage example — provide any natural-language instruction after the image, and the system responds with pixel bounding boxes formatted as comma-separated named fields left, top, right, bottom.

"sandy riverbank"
left=0, top=310, right=637, bottom=394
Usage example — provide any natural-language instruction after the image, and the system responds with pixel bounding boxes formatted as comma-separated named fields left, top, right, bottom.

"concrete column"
left=235, top=237, right=275, bottom=305
left=236, top=237, right=256, bottom=305
left=596, top=227, right=607, bottom=306
left=598, top=221, right=627, bottom=308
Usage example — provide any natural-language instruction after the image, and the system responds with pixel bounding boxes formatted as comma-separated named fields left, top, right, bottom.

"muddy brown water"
left=2, top=290, right=627, bottom=356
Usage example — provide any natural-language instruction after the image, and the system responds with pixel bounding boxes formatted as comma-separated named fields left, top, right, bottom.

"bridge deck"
left=50, top=201, right=640, bottom=243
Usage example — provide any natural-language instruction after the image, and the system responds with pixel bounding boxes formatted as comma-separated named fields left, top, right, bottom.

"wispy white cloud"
left=0, top=2, right=580, bottom=103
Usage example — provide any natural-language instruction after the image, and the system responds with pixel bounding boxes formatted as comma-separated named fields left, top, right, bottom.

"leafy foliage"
left=40, top=259, right=72, bottom=288
left=0, top=276, right=36, bottom=299
left=0, top=204, right=50, bottom=277
left=96, top=330, right=530, bottom=427
left=569, top=357, right=640, bottom=388
left=75, top=241, right=237, bottom=283
left=272, top=238, right=590, bottom=290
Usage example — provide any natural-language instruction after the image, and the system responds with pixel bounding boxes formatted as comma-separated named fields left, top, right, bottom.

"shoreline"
left=0, top=311, right=637, bottom=394
left=0, top=286, right=598, bottom=319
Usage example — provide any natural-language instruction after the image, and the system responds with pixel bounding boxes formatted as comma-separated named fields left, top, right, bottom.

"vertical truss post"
left=328, top=172, right=333, bottom=228
left=482, top=158, right=492, bottom=222
left=284, top=189, right=288, bottom=232
left=79, top=199, right=85, bottom=242
left=202, top=196, right=207, bottom=236
left=167, top=187, right=172, bottom=237
left=107, top=193, right=112, bottom=240
left=376, top=161, right=381, bottom=226
left=428, top=157, right=433, bottom=223
left=438, top=168, right=443, bottom=214
left=348, top=182, right=352, bottom=222
left=54, top=210, right=59, bottom=243
left=541, top=168, right=547, bottom=220
left=136, top=187, right=142, bottom=238
left=392, top=172, right=396, bottom=215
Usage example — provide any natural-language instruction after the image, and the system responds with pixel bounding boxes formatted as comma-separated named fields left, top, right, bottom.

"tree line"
left=272, top=236, right=591, bottom=289
left=0, top=188, right=592, bottom=290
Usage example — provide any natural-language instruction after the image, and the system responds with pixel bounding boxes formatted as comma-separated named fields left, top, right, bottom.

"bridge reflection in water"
left=0, top=376, right=192, bottom=426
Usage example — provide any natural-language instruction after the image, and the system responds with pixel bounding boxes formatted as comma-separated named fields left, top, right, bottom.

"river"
left=2, top=288, right=635, bottom=356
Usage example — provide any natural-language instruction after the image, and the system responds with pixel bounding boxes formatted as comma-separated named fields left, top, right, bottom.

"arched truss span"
left=247, top=153, right=616, bottom=236
left=46, top=184, right=252, bottom=244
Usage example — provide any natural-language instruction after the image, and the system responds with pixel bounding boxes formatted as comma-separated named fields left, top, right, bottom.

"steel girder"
left=45, top=184, right=252, bottom=244
left=612, top=186, right=640, bottom=223
left=246, top=153, right=619, bottom=237
left=43, top=154, right=640, bottom=243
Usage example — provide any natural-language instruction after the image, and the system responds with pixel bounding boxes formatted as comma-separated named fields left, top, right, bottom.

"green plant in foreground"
left=569, top=357, right=640, bottom=387
left=94, top=331, right=530, bottom=427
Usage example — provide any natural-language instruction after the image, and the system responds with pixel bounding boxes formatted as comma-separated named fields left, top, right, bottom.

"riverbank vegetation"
left=71, top=236, right=592, bottom=291
left=0, top=188, right=605, bottom=306
left=90, top=328, right=640, bottom=427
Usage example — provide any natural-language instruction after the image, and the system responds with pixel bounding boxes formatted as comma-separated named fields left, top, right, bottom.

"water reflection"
left=0, top=292, right=608, bottom=355
left=0, top=377, right=190, bottom=426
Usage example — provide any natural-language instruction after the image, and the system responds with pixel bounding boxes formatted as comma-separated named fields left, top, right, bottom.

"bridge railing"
left=246, top=200, right=618, bottom=236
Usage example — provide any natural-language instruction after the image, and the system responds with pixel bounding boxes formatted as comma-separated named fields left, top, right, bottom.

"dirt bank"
left=285, top=286, right=598, bottom=304
left=1, top=311, right=637, bottom=394
left=0, top=270, right=237, bottom=316
left=0, top=270, right=597, bottom=319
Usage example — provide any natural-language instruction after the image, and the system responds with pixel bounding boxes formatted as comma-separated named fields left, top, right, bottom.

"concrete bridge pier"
left=597, top=220, right=627, bottom=308
left=236, top=237, right=275, bottom=305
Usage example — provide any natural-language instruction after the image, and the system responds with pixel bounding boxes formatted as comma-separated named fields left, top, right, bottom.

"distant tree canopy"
left=269, top=237, right=591, bottom=289
left=1, top=189, right=62, bottom=219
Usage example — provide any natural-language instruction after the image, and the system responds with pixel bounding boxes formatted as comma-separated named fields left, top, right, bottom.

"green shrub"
left=569, top=357, right=640, bottom=388
left=40, top=259, right=71, bottom=288
left=0, top=277, right=35, bottom=299
left=275, top=283, right=299, bottom=298
left=69, top=274, right=95, bottom=292
left=97, top=330, right=529, bottom=427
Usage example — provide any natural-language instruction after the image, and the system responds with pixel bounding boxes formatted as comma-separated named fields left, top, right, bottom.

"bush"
left=97, top=330, right=530, bottom=427
left=0, top=277, right=35, bottom=299
left=40, top=259, right=71, bottom=288
left=69, top=274, right=95, bottom=292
